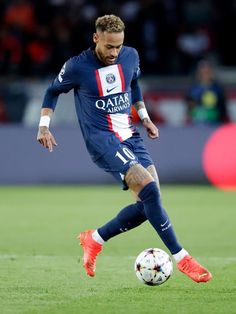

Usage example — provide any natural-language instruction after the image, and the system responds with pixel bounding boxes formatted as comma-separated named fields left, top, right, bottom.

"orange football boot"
left=78, top=230, right=102, bottom=277
left=177, top=255, right=212, bottom=283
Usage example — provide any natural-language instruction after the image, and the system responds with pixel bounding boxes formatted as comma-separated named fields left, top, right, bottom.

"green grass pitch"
left=0, top=185, right=235, bottom=314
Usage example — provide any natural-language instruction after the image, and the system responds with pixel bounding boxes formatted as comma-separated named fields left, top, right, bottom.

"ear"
left=93, top=33, right=99, bottom=44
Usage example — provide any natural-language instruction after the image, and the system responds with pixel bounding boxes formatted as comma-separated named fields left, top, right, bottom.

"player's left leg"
left=125, top=163, right=183, bottom=255
left=130, top=165, right=212, bottom=282
left=94, top=165, right=162, bottom=244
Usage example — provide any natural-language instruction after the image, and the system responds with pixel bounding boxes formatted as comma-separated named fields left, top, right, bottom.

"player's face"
left=93, top=31, right=124, bottom=66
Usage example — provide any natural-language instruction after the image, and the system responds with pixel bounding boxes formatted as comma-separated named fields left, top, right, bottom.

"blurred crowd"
left=1, top=0, right=236, bottom=77
left=0, top=0, right=235, bottom=124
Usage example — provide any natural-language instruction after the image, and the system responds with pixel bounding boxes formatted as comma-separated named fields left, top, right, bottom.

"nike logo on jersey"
left=106, top=86, right=117, bottom=93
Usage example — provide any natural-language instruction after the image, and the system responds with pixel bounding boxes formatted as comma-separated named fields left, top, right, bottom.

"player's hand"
left=37, top=126, right=58, bottom=152
left=142, top=118, right=159, bottom=139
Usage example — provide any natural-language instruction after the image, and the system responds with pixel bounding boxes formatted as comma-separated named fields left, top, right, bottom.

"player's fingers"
left=148, top=128, right=158, bottom=139
left=37, top=135, right=45, bottom=145
left=51, top=135, right=58, bottom=146
left=37, top=133, right=57, bottom=151
left=149, top=134, right=158, bottom=139
left=38, top=136, right=52, bottom=150
left=149, top=132, right=158, bottom=139
left=41, top=137, right=47, bottom=147
left=46, top=138, right=53, bottom=152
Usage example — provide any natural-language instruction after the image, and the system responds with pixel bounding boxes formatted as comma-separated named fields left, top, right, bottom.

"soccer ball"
left=134, top=248, right=173, bottom=286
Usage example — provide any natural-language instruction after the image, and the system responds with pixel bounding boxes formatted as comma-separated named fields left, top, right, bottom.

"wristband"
left=137, top=108, right=149, bottom=120
left=39, top=115, right=50, bottom=127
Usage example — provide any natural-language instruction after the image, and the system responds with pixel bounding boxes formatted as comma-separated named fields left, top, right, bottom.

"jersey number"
left=115, top=148, right=135, bottom=165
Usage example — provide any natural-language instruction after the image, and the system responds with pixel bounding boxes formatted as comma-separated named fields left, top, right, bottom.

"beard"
left=95, top=48, right=117, bottom=65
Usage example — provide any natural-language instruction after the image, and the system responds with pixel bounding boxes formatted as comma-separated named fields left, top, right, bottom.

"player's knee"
left=138, top=181, right=161, bottom=205
left=125, top=163, right=154, bottom=194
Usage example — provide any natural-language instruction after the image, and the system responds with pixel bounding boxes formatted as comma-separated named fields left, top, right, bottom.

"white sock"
left=92, top=230, right=105, bottom=245
left=172, top=248, right=189, bottom=263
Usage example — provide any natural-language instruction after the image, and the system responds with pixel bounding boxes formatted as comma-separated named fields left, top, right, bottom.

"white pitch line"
left=0, top=255, right=235, bottom=262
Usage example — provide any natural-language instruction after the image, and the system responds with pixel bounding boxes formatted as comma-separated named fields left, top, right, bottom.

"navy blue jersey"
left=42, top=46, right=143, bottom=161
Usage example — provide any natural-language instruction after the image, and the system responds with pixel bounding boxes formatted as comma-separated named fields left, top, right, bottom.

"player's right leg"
left=78, top=201, right=147, bottom=277
left=78, top=144, right=149, bottom=277
left=79, top=200, right=148, bottom=275
left=78, top=230, right=102, bottom=277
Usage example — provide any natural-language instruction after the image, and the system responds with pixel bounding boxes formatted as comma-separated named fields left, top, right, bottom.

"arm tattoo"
left=133, top=101, right=145, bottom=112
left=133, top=101, right=151, bottom=123
left=39, top=126, right=50, bottom=135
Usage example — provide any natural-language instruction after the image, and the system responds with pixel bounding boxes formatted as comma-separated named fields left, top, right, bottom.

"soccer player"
left=37, top=14, right=212, bottom=283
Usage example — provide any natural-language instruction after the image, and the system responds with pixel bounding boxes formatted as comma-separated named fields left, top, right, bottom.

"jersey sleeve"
left=131, top=49, right=143, bottom=104
left=42, top=57, right=78, bottom=110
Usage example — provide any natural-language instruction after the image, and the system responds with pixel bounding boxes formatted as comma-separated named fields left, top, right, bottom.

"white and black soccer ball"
left=134, top=248, right=173, bottom=286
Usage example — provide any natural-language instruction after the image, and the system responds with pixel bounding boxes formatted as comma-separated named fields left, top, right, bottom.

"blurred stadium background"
left=1, top=0, right=236, bottom=185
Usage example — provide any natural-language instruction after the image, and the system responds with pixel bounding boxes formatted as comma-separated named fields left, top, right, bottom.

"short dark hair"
left=95, top=14, right=125, bottom=33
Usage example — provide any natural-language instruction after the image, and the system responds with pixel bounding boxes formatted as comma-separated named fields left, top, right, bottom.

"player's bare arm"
left=37, top=108, right=57, bottom=152
left=134, top=101, right=159, bottom=139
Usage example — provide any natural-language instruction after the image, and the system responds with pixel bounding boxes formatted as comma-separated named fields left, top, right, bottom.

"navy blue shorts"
left=95, top=134, right=154, bottom=190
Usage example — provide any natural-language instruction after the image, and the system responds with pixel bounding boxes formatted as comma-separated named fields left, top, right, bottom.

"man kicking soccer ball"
left=37, top=14, right=212, bottom=283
